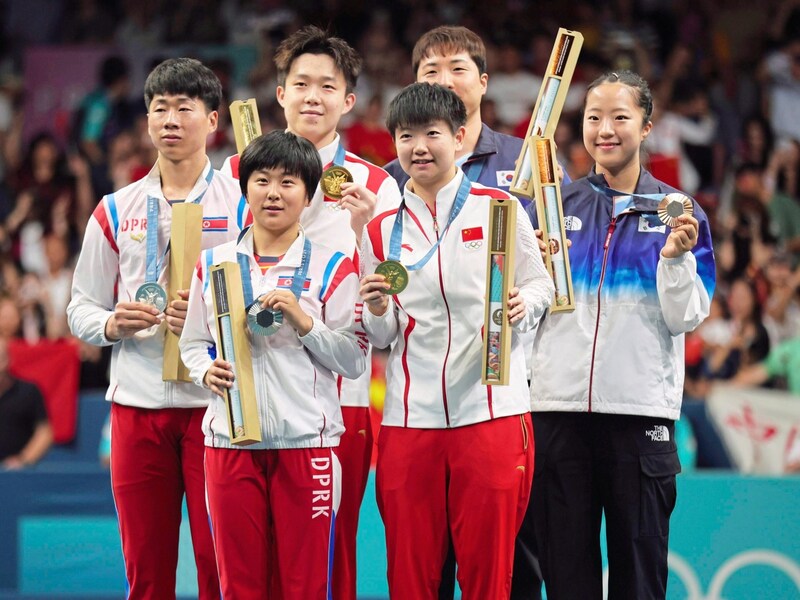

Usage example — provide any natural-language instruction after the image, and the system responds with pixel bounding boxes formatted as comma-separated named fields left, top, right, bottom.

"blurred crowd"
left=0, top=0, right=798, bottom=439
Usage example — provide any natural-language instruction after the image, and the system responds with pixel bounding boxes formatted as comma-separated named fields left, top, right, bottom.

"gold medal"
left=657, top=193, right=693, bottom=228
left=320, top=166, right=353, bottom=200
left=375, top=260, right=409, bottom=295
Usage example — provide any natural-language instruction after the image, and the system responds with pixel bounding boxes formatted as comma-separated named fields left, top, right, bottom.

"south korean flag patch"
left=639, top=215, right=666, bottom=233
left=496, top=170, right=515, bottom=187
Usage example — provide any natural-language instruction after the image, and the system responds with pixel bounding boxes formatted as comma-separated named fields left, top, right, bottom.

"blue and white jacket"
left=527, top=169, right=715, bottom=420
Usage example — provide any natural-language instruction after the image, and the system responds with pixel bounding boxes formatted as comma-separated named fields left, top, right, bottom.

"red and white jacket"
left=67, top=160, right=248, bottom=410
left=222, top=133, right=401, bottom=408
left=179, top=227, right=368, bottom=449
left=360, top=170, right=554, bottom=429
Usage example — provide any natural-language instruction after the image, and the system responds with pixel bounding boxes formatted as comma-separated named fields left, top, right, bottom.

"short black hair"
left=144, top=58, right=222, bottom=112
left=100, top=55, right=129, bottom=88
left=275, top=25, right=362, bottom=94
left=385, top=83, right=467, bottom=137
left=238, top=130, right=322, bottom=200
left=412, top=26, right=487, bottom=76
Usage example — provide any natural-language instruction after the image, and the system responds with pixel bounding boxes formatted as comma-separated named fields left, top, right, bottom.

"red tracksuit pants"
left=205, top=446, right=341, bottom=600
left=332, top=406, right=373, bottom=600
left=377, top=413, right=534, bottom=600
left=110, top=403, right=220, bottom=600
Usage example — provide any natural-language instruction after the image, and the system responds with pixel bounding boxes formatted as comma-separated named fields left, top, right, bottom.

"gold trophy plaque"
left=482, top=198, right=517, bottom=386
left=210, top=262, right=262, bottom=446
left=230, top=99, right=262, bottom=154
left=531, top=138, right=575, bottom=311
left=511, top=29, right=584, bottom=197
left=510, top=27, right=582, bottom=313
left=163, top=202, right=203, bottom=382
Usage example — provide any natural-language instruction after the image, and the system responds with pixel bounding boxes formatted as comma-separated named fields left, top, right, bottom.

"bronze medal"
left=375, top=260, right=409, bottom=295
left=320, top=166, right=353, bottom=200
left=657, top=193, right=693, bottom=228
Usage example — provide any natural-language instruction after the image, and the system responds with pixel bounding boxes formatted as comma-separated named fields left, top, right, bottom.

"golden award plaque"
left=210, top=262, right=262, bottom=446
left=375, top=260, right=409, bottom=295
left=532, top=138, right=575, bottom=312
left=163, top=203, right=203, bottom=382
left=511, top=28, right=584, bottom=199
left=321, top=165, right=354, bottom=199
left=482, top=198, right=517, bottom=386
left=509, top=27, right=581, bottom=313
left=658, top=193, right=693, bottom=228
left=230, top=99, right=262, bottom=154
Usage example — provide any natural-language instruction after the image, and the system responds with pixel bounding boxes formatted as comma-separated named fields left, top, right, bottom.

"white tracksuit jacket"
left=179, top=227, right=368, bottom=449
left=222, top=133, right=402, bottom=408
left=360, top=170, right=554, bottom=429
left=67, top=160, right=248, bottom=409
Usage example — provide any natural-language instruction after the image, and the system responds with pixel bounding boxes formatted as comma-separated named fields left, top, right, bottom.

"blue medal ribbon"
left=237, top=252, right=255, bottom=306
left=463, top=159, right=482, bottom=182
left=144, top=167, right=215, bottom=283
left=331, top=141, right=346, bottom=169
left=387, top=173, right=471, bottom=271
left=588, top=178, right=665, bottom=224
left=237, top=236, right=312, bottom=306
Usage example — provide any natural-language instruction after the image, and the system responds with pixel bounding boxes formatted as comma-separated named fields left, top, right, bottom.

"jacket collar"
left=235, top=225, right=307, bottom=268
left=587, top=166, right=666, bottom=195
left=471, top=123, right=501, bottom=159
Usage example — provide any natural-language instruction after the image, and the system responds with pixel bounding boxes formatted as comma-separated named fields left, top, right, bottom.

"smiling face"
left=246, top=167, right=310, bottom=238
left=276, top=53, right=355, bottom=149
left=582, top=82, right=651, bottom=177
left=147, top=94, right=217, bottom=163
left=394, top=119, right=465, bottom=198
left=416, top=51, right=487, bottom=120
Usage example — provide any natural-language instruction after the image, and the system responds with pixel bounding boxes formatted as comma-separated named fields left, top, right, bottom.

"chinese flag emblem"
left=461, top=227, right=483, bottom=242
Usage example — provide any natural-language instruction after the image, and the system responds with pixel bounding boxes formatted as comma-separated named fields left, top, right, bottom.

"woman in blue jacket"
left=526, top=71, right=715, bottom=600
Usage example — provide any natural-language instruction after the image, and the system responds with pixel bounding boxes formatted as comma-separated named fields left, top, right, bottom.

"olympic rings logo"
left=463, top=241, right=483, bottom=250
left=598, top=550, right=800, bottom=599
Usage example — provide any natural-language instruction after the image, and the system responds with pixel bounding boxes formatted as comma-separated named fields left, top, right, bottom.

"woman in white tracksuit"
left=360, top=83, right=554, bottom=600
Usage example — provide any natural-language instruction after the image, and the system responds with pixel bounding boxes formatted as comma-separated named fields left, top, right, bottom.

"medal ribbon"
left=387, top=173, right=471, bottom=271
left=237, top=237, right=312, bottom=306
left=463, top=159, right=482, bottom=182
left=588, top=179, right=664, bottom=219
left=144, top=168, right=215, bottom=283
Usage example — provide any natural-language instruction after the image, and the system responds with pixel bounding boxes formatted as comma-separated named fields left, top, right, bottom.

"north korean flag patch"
left=202, top=216, right=229, bottom=232
left=276, top=277, right=312, bottom=293
left=461, top=226, right=483, bottom=249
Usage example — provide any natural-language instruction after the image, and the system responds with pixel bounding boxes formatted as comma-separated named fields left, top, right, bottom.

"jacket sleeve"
left=513, top=209, right=555, bottom=333
left=300, top=254, right=367, bottom=379
left=179, top=253, right=216, bottom=388
left=67, top=198, right=121, bottom=346
left=358, top=225, right=399, bottom=349
left=375, top=176, right=403, bottom=214
left=657, top=205, right=715, bottom=335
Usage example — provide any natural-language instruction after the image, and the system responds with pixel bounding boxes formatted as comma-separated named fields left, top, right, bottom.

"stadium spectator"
left=0, top=327, right=53, bottom=469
